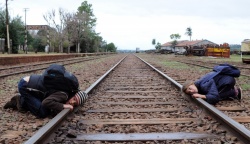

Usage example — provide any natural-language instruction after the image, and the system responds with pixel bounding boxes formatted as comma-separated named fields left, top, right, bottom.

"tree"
left=32, top=37, right=44, bottom=52
left=77, top=1, right=97, bottom=53
left=155, top=42, right=161, bottom=50
left=90, top=33, right=102, bottom=52
left=77, top=1, right=97, bottom=29
left=170, top=34, right=181, bottom=46
left=185, top=27, right=192, bottom=41
left=0, top=8, right=27, bottom=53
left=9, top=16, right=26, bottom=53
left=100, top=40, right=107, bottom=52
left=152, top=39, right=156, bottom=46
left=0, top=8, right=5, bottom=38
left=62, top=12, right=80, bottom=53
left=43, top=8, right=67, bottom=53
left=170, top=34, right=181, bottom=40
left=31, top=29, right=48, bottom=52
left=170, top=34, right=181, bottom=53
left=38, top=1, right=110, bottom=54
left=106, top=42, right=117, bottom=52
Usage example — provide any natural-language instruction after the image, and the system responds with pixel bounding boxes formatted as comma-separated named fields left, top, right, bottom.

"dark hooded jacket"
left=26, top=74, right=47, bottom=99
left=26, top=74, right=70, bottom=112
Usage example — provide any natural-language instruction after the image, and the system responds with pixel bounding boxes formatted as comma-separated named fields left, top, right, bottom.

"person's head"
left=67, top=91, right=88, bottom=106
left=182, top=80, right=198, bottom=95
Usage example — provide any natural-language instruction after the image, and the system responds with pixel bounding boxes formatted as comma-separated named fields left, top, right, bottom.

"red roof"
left=175, top=40, right=203, bottom=47
left=161, top=40, right=188, bottom=47
left=161, top=39, right=216, bottom=47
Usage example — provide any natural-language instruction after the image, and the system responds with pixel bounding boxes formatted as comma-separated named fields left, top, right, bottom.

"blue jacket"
left=194, top=72, right=219, bottom=104
left=194, top=64, right=240, bottom=105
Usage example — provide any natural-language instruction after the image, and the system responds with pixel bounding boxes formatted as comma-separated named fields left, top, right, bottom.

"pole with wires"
left=6, top=0, right=10, bottom=54
left=24, top=8, right=29, bottom=54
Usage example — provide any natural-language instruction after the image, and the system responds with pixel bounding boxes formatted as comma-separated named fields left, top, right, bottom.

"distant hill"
left=229, top=44, right=241, bottom=51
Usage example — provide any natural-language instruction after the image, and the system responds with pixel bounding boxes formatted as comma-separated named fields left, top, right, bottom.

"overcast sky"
left=2, top=0, right=250, bottom=50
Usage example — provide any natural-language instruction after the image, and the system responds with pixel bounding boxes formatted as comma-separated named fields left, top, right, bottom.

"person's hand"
left=192, top=93, right=206, bottom=99
left=63, top=104, right=74, bottom=111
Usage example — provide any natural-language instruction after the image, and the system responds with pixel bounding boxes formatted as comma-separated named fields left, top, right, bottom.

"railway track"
left=176, top=59, right=250, bottom=77
left=0, top=55, right=109, bottom=78
left=0, top=54, right=124, bottom=144
left=26, top=54, right=250, bottom=144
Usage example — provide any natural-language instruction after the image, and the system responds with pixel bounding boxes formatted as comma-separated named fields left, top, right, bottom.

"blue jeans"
left=18, top=78, right=51, bottom=118
left=214, top=75, right=236, bottom=100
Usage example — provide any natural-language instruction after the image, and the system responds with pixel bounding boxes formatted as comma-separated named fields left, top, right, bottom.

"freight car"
left=184, top=43, right=230, bottom=58
left=206, top=43, right=230, bottom=58
left=184, top=45, right=206, bottom=56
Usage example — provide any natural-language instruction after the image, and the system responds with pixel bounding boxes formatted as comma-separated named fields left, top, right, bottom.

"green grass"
left=240, top=83, right=250, bottom=90
left=197, top=67, right=209, bottom=72
left=241, top=55, right=250, bottom=58
left=192, top=54, right=250, bottom=62
left=161, top=61, right=209, bottom=73
left=228, top=55, right=242, bottom=62
left=238, top=76, right=250, bottom=90
left=161, top=61, right=189, bottom=69
left=229, top=54, right=250, bottom=61
left=6, top=78, right=19, bottom=85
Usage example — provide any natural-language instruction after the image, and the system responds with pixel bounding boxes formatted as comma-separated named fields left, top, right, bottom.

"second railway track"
left=26, top=54, right=250, bottom=143
left=0, top=55, right=110, bottom=78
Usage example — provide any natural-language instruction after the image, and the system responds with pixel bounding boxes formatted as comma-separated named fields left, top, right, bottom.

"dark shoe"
left=15, top=94, right=21, bottom=110
left=237, top=87, right=242, bottom=100
left=4, top=95, right=18, bottom=109
left=14, top=94, right=27, bottom=113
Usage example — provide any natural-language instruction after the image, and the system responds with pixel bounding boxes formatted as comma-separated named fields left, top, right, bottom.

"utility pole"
left=6, top=0, right=10, bottom=54
left=24, top=8, right=29, bottom=54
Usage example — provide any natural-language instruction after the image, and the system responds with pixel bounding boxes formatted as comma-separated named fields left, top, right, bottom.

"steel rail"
left=26, top=54, right=250, bottom=143
left=0, top=56, right=108, bottom=78
left=195, top=60, right=250, bottom=70
left=0, top=56, right=83, bottom=71
left=0, top=53, right=115, bottom=70
left=135, top=55, right=182, bottom=89
left=24, top=55, right=128, bottom=144
left=195, top=98, right=250, bottom=144
left=136, top=54, right=250, bottom=143
left=177, top=60, right=249, bottom=77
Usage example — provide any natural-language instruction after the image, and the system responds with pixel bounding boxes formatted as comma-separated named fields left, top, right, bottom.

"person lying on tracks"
left=182, top=64, right=242, bottom=105
left=3, top=64, right=88, bottom=118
